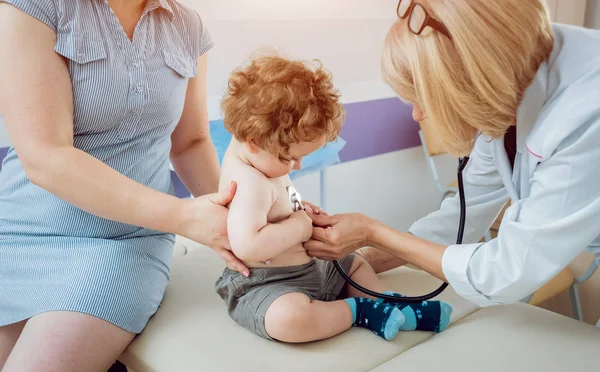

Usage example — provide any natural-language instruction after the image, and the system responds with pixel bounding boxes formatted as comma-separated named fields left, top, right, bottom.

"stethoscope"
left=287, top=156, right=470, bottom=303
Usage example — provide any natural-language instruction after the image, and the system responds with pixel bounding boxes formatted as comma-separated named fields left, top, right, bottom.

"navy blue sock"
left=376, top=292, right=453, bottom=332
left=344, top=298, right=405, bottom=340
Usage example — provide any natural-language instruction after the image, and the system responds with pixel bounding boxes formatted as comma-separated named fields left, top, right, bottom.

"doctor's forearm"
left=368, top=218, right=448, bottom=282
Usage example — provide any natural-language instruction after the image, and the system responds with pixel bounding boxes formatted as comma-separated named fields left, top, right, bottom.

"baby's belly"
left=247, top=243, right=312, bottom=268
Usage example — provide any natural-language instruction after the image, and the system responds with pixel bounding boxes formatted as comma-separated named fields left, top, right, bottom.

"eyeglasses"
left=397, top=0, right=451, bottom=40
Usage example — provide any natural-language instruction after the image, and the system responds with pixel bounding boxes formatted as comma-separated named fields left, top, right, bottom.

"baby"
left=215, top=54, right=452, bottom=343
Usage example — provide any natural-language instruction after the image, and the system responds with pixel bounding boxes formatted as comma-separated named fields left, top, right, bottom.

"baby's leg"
left=264, top=292, right=403, bottom=343
left=345, top=255, right=453, bottom=333
left=343, top=254, right=387, bottom=299
left=264, top=292, right=353, bottom=343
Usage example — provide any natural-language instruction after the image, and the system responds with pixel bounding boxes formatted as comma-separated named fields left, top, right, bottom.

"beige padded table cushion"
left=373, top=303, right=600, bottom=371
left=172, top=239, right=187, bottom=256
left=120, top=238, right=479, bottom=372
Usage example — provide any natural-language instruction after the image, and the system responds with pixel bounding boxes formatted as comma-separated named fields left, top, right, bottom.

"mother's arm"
left=169, top=54, right=220, bottom=197
left=0, top=5, right=211, bottom=237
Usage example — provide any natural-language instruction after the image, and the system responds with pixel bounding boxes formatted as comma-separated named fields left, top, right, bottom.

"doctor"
left=303, top=0, right=600, bottom=306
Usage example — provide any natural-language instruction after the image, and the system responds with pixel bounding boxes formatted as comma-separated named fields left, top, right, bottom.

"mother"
left=0, top=0, right=246, bottom=370
left=305, top=0, right=600, bottom=307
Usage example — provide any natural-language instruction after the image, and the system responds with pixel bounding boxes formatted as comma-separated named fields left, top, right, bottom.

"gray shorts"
left=215, top=255, right=355, bottom=340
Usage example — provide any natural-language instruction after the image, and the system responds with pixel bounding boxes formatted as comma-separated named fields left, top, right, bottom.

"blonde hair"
left=381, top=0, right=554, bottom=156
left=221, top=54, right=345, bottom=159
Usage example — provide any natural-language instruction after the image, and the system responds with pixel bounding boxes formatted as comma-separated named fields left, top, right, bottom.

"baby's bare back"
left=220, top=149, right=312, bottom=268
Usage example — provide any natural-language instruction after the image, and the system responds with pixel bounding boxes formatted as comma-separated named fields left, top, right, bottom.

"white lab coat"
left=409, top=24, right=600, bottom=307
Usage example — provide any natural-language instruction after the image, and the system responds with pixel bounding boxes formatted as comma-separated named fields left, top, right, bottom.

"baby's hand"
left=289, top=209, right=313, bottom=242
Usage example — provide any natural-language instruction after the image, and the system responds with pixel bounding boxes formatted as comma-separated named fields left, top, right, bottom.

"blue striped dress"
left=0, top=0, right=213, bottom=333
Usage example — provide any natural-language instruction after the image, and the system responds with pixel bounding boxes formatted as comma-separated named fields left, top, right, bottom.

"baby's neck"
left=229, top=138, right=254, bottom=167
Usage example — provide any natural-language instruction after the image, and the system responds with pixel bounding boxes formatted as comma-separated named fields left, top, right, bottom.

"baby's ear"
left=246, top=141, right=259, bottom=154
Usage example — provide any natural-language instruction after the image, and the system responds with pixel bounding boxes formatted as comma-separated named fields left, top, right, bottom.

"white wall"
left=184, top=0, right=400, bottom=120
left=585, top=0, right=600, bottom=29
left=195, top=0, right=400, bottom=21
left=201, top=19, right=396, bottom=120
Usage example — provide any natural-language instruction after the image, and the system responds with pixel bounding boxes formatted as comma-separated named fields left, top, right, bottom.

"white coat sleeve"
left=442, top=116, right=600, bottom=306
left=409, top=135, right=510, bottom=246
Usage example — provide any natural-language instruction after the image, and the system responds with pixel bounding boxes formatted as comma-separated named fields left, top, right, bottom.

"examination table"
left=119, top=236, right=600, bottom=372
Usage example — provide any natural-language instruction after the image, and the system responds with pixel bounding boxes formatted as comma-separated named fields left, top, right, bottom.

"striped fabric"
left=0, top=0, right=212, bottom=333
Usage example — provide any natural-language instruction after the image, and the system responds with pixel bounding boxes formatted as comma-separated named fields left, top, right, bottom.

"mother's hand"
left=179, top=181, right=250, bottom=277
left=303, top=211, right=371, bottom=260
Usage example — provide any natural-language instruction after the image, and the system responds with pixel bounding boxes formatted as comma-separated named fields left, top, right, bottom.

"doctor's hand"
left=303, top=211, right=371, bottom=260
left=178, top=181, right=250, bottom=277
left=301, top=201, right=327, bottom=216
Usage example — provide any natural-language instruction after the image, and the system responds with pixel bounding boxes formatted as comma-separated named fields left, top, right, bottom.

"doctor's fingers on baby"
left=304, top=227, right=364, bottom=261
left=306, top=212, right=369, bottom=244
left=302, top=201, right=327, bottom=216
left=305, top=209, right=339, bottom=228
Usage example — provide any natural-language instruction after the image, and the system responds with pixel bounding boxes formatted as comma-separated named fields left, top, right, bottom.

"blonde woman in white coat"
left=303, top=0, right=600, bottom=308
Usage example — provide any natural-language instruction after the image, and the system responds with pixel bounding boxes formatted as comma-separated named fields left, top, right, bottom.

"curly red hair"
left=221, top=55, right=345, bottom=158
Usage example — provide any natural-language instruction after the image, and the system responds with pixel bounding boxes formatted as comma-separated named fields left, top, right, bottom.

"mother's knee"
left=2, top=312, right=135, bottom=372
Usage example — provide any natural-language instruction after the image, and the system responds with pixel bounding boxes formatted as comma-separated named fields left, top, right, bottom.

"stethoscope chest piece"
left=286, top=185, right=304, bottom=212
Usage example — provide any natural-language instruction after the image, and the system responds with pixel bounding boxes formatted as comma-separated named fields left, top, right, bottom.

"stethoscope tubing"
left=330, top=156, right=470, bottom=303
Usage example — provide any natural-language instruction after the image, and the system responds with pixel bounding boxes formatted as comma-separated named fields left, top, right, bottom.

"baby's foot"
left=377, top=292, right=453, bottom=332
left=345, top=298, right=405, bottom=340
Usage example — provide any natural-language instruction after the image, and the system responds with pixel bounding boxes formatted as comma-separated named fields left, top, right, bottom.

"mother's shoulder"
left=167, top=0, right=213, bottom=58
left=168, top=0, right=206, bottom=25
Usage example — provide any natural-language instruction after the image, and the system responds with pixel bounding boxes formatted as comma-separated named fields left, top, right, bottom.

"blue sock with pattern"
left=344, top=298, right=405, bottom=340
left=376, top=292, right=453, bottom=332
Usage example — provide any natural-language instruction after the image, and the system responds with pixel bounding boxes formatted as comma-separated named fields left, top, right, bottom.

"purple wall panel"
left=339, top=97, right=420, bottom=162
left=170, top=169, right=191, bottom=198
